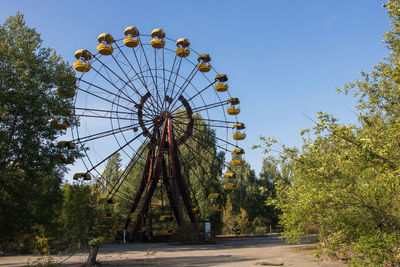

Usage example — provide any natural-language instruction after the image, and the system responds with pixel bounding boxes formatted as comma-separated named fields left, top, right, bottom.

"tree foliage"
left=257, top=1, right=400, bottom=265
left=0, top=13, right=77, bottom=248
left=222, top=195, right=235, bottom=235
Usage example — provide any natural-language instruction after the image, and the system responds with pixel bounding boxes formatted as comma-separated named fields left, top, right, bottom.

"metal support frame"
left=124, top=115, right=196, bottom=240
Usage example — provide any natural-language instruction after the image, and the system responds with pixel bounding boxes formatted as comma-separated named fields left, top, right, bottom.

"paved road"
left=0, top=234, right=345, bottom=266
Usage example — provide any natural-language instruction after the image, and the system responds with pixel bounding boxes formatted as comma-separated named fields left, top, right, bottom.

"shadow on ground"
left=97, top=233, right=315, bottom=254
left=96, top=255, right=257, bottom=266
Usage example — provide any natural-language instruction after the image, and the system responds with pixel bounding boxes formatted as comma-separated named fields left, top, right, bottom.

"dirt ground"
left=0, top=234, right=346, bottom=266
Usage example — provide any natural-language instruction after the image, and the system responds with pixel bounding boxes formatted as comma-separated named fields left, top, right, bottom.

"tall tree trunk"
left=86, top=245, right=99, bottom=266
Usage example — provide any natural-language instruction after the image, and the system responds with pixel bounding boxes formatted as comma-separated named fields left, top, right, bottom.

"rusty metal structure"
left=59, top=26, right=246, bottom=240
left=124, top=93, right=196, bottom=238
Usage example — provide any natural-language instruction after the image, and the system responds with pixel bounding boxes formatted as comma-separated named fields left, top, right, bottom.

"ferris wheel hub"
left=161, top=111, right=171, bottom=119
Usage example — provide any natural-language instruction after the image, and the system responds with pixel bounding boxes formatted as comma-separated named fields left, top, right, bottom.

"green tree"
left=59, top=184, right=97, bottom=247
left=222, top=195, right=235, bottom=235
left=236, top=208, right=250, bottom=234
left=100, top=153, right=122, bottom=193
left=257, top=1, right=400, bottom=264
left=0, top=13, right=77, bottom=248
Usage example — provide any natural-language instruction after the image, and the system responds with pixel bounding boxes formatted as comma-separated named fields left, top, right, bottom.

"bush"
left=170, top=224, right=205, bottom=244
left=33, top=235, right=50, bottom=255
left=254, top=226, right=268, bottom=236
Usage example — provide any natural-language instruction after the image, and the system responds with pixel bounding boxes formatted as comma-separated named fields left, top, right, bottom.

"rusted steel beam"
left=132, top=119, right=168, bottom=235
left=161, top=157, right=181, bottom=223
left=124, top=147, right=153, bottom=230
left=167, top=118, right=184, bottom=226
left=168, top=118, right=195, bottom=223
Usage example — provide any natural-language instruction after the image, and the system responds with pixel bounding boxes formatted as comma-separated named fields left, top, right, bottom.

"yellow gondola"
left=208, top=204, right=222, bottom=211
left=232, top=124, right=246, bottom=140
left=73, top=61, right=91, bottom=72
left=226, top=97, right=240, bottom=115
left=208, top=193, right=220, bottom=199
left=233, top=133, right=246, bottom=140
left=176, top=38, right=190, bottom=57
left=227, top=107, right=240, bottom=115
left=223, top=172, right=236, bottom=178
left=156, top=227, right=173, bottom=235
left=215, top=74, right=228, bottom=92
left=232, top=123, right=245, bottom=130
left=50, top=119, right=68, bottom=130
left=226, top=97, right=240, bottom=105
left=98, top=196, right=115, bottom=219
left=159, top=215, right=173, bottom=222
left=192, top=207, right=199, bottom=214
left=55, top=155, right=74, bottom=164
left=57, top=141, right=75, bottom=149
left=98, top=212, right=115, bottom=219
left=231, top=147, right=245, bottom=155
left=197, top=54, right=211, bottom=72
left=74, top=49, right=92, bottom=61
left=150, top=28, right=166, bottom=49
left=74, top=49, right=92, bottom=72
left=208, top=193, right=222, bottom=211
left=223, top=182, right=238, bottom=190
left=73, top=173, right=91, bottom=180
left=97, top=33, right=114, bottom=55
left=124, top=26, right=140, bottom=48
left=231, top=159, right=245, bottom=166
left=232, top=123, right=246, bottom=140
left=231, top=145, right=245, bottom=166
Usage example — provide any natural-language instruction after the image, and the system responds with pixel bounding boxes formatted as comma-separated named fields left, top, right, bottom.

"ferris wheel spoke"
left=71, top=121, right=150, bottom=144
left=76, top=86, right=146, bottom=117
left=153, top=49, right=162, bottom=108
left=170, top=81, right=216, bottom=114
left=74, top=108, right=145, bottom=121
left=131, top=47, right=157, bottom=106
left=173, top=100, right=227, bottom=117
left=114, top=41, right=148, bottom=92
left=186, top=131, right=236, bottom=174
left=172, top=116, right=230, bottom=130
left=179, top=141, right=223, bottom=194
left=168, top=57, right=183, bottom=103
left=162, top=48, right=167, bottom=110
left=78, top=79, right=134, bottom=105
left=173, top=123, right=239, bottom=175
left=167, top=65, right=199, bottom=111
left=165, top=54, right=178, bottom=98
left=177, top=150, right=211, bottom=197
left=91, top=57, right=140, bottom=106
left=110, top=53, right=144, bottom=98
left=178, top=154, right=201, bottom=209
left=92, top=171, right=133, bottom=201
left=108, top=142, right=149, bottom=199
left=188, top=117, right=238, bottom=124
left=95, top=178, right=132, bottom=201
left=108, top=131, right=154, bottom=199
left=75, top=113, right=137, bottom=121
left=192, top=124, right=239, bottom=151
left=114, top=42, right=160, bottom=116
left=138, top=38, right=162, bottom=113
left=133, top=48, right=149, bottom=87
left=75, top=105, right=138, bottom=119
left=74, top=107, right=134, bottom=116
left=83, top=128, right=150, bottom=175
left=173, top=122, right=233, bottom=155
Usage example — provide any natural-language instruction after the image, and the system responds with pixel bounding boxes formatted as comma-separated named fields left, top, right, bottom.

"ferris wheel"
left=54, top=26, right=246, bottom=238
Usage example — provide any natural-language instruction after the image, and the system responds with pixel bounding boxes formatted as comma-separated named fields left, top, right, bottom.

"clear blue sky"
left=1, top=0, right=390, bottom=175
